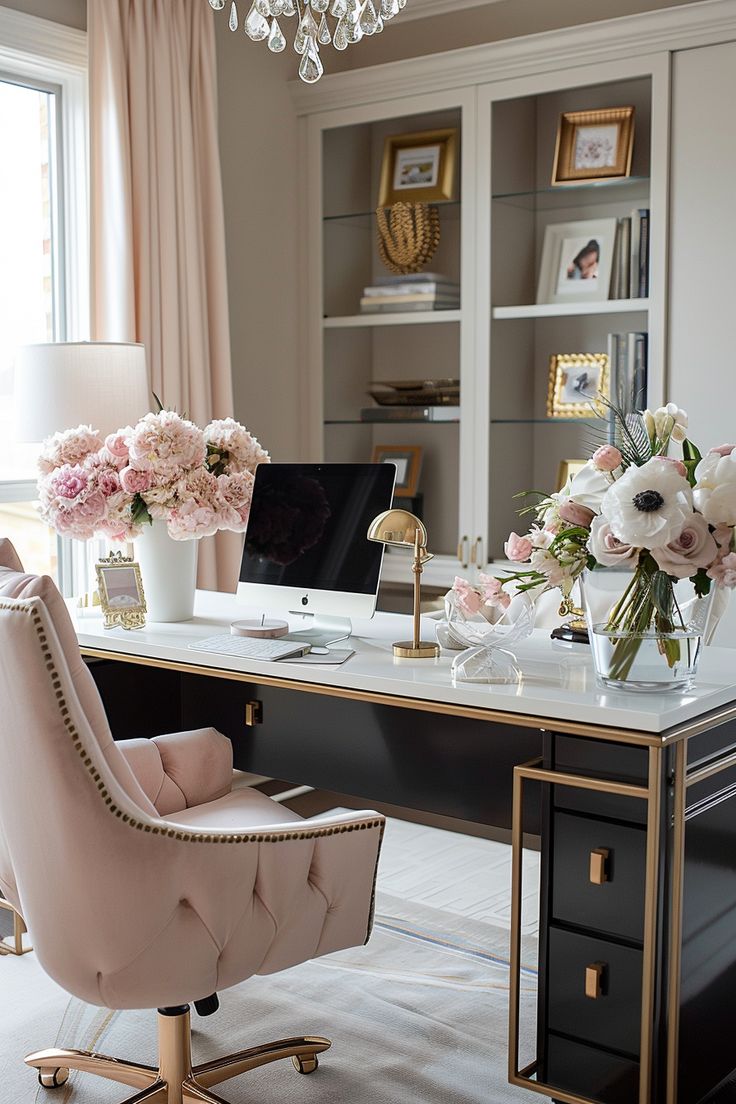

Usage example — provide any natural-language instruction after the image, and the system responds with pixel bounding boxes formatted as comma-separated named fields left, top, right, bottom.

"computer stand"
left=286, top=614, right=353, bottom=649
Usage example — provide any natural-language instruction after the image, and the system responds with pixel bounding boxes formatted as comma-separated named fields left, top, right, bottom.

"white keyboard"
left=188, top=634, right=309, bottom=661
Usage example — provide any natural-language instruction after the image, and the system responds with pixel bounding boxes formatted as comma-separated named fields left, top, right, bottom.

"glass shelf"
left=325, top=418, right=460, bottom=426
left=324, top=310, right=462, bottom=328
left=490, top=417, right=601, bottom=425
left=492, top=176, right=650, bottom=211
left=492, top=299, right=648, bottom=320
left=323, top=200, right=461, bottom=226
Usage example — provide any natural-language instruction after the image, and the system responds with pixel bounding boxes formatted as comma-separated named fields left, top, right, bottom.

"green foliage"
left=692, top=567, right=712, bottom=598
left=681, top=438, right=703, bottom=488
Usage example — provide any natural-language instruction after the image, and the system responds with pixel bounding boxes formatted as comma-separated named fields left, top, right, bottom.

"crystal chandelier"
left=207, top=0, right=408, bottom=84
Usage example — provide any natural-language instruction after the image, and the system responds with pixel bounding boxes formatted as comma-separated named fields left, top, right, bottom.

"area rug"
left=0, top=818, right=539, bottom=1103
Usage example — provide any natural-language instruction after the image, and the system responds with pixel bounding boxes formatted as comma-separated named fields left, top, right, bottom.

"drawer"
left=551, top=735, right=648, bottom=825
left=551, top=813, right=646, bottom=941
left=544, top=1035, right=639, bottom=1104
left=547, top=928, right=642, bottom=1057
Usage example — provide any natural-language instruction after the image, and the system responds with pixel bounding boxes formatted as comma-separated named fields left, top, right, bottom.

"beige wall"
left=1, top=0, right=85, bottom=29
left=327, top=0, right=711, bottom=73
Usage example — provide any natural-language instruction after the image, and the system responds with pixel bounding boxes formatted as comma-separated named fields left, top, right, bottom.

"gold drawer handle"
left=457, top=535, right=469, bottom=569
left=585, top=961, right=606, bottom=1000
left=589, top=847, right=610, bottom=885
left=245, top=701, right=263, bottom=727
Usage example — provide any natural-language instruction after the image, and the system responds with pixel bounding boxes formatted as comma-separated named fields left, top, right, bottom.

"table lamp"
left=367, top=508, right=440, bottom=660
left=14, top=342, right=149, bottom=442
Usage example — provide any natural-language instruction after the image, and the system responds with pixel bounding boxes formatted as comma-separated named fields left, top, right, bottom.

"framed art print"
left=378, top=129, right=458, bottom=207
left=372, top=444, right=423, bottom=497
left=552, top=106, right=635, bottom=185
left=556, top=458, right=588, bottom=491
left=96, top=552, right=147, bottom=630
left=537, top=218, right=617, bottom=304
left=547, top=353, right=610, bottom=418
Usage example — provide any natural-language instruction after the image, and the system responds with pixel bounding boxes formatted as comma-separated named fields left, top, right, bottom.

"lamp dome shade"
left=367, top=509, right=429, bottom=550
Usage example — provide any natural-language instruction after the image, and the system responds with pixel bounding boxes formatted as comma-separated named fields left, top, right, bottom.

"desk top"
left=71, top=590, right=736, bottom=742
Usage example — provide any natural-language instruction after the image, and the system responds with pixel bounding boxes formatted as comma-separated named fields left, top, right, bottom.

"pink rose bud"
left=659, top=456, right=688, bottom=477
left=558, top=500, right=595, bottom=528
left=592, top=445, right=623, bottom=472
left=105, top=432, right=130, bottom=459
left=710, top=444, right=736, bottom=457
left=120, top=465, right=153, bottom=494
left=504, top=532, right=533, bottom=563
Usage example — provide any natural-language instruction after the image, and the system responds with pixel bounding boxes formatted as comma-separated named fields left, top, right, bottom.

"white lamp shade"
left=14, top=342, right=150, bottom=442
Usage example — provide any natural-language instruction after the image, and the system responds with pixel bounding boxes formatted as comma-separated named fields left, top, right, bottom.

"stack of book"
left=611, top=209, right=650, bottom=299
left=360, top=273, right=461, bottom=314
left=608, top=331, right=648, bottom=413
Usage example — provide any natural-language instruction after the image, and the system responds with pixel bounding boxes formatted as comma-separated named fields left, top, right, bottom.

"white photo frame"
left=536, top=218, right=618, bottom=305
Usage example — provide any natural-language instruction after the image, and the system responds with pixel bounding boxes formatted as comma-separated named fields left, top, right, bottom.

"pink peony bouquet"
left=497, top=402, right=736, bottom=677
left=37, top=412, right=269, bottom=542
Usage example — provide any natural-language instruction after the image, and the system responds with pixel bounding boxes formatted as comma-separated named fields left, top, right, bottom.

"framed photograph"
left=372, top=444, right=423, bottom=498
left=547, top=353, right=610, bottom=418
left=95, top=552, right=147, bottom=630
left=552, top=106, right=635, bottom=185
left=556, top=458, right=588, bottom=492
left=536, top=218, right=617, bottom=304
left=378, top=129, right=458, bottom=207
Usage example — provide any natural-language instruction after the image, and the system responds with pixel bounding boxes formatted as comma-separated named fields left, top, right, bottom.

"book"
left=607, top=331, right=648, bottom=415
left=637, top=211, right=650, bottom=297
left=360, top=405, right=460, bottom=422
left=629, top=208, right=650, bottom=298
left=373, top=272, right=452, bottom=285
left=360, top=297, right=460, bottom=313
left=613, top=217, right=631, bottom=299
left=362, top=281, right=460, bottom=297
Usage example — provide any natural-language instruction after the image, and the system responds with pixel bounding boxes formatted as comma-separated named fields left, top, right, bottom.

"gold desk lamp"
left=367, top=509, right=440, bottom=660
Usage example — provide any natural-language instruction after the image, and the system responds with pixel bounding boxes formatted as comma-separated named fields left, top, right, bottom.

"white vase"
left=136, top=520, right=198, bottom=622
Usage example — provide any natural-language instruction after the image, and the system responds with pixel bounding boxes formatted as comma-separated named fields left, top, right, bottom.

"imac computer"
left=236, top=463, right=396, bottom=646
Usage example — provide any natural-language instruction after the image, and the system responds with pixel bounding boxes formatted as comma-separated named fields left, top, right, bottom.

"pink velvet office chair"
left=0, top=541, right=385, bottom=1104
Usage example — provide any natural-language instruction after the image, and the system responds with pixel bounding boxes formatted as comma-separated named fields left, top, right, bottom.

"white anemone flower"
left=601, top=457, right=694, bottom=548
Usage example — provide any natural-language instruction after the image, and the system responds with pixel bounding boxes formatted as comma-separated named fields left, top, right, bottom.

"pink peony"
left=651, top=514, right=718, bottom=579
left=204, top=418, right=270, bottom=475
left=50, top=464, right=89, bottom=501
left=558, top=500, right=595, bottom=528
left=217, top=471, right=254, bottom=532
left=505, top=532, right=533, bottom=563
left=120, top=465, right=153, bottom=495
left=478, top=573, right=511, bottom=611
left=37, top=425, right=104, bottom=475
left=709, top=552, right=736, bottom=588
left=589, top=514, right=639, bottom=568
left=452, top=577, right=483, bottom=616
left=104, top=432, right=130, bottom=460
left=592, top=445, right=623, bottom=472
left=126, top=411, right=206, bottom=481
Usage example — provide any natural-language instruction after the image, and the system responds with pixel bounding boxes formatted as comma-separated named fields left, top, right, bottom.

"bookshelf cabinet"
left=293, top=3, right=735, bottom=590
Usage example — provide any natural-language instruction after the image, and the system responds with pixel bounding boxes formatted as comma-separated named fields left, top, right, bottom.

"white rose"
left=693, top=450, right=736, bottom=527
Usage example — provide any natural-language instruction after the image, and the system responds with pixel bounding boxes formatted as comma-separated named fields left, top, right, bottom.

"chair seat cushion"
left=161, top=786, right=303, bottom=830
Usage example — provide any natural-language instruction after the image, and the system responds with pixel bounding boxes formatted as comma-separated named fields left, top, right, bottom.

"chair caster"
left=292, top=1054, right=319, bottom=1075
left=38, top=1067, right=70, bottom=1089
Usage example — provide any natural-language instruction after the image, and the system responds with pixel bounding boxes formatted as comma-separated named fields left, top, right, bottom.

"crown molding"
left=0, top=5, right=86, bottom=72
left=290, top=0, right=736, bottom=115
left=399, top=0, right=506, bottom=22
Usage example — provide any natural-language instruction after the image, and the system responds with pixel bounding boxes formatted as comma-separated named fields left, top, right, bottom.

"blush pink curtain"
left=88, top=0, right=240, bottom=591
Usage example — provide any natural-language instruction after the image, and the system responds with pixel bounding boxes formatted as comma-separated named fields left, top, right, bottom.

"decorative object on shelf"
left=95, top=551, right=147, bottom=630
left=378, top=128, right=458, bottom=207
left=556, top=458, right=587, bottom=491
left=208, top=0, right=408, bottom=84
left=35, top=409, right=268, bottom=621
left=537, top=218, right=618, bottom=304
left=362, top=273, right=460, bottom=311
left=552, top=106, right=635, bottom=185
left=611, top=208, right=650, bottom=299
left=547, top=353, right=610, bottom=418
left=608, top=331, right=648, bottom=413
left=371, top=444, right=423, bottom=497
left=376, top=203, right=441, bottom=276
left=549, top=591, right=589, bottom=646
left=496, top=401, right=736, bottom=692
left=367, top=509, right=440, bottom=658
left=436, top=577, right=534, bottom=683
left=368, top=378, right=459, bottom=406
left=360, top=404, right=459, bottom=423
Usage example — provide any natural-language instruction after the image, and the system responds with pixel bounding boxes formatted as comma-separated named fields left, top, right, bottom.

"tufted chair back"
left=0, top=593, right=384, bottom=1011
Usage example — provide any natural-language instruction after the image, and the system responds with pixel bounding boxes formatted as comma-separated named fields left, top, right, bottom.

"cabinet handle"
left=589, top=847, right=610, bottom=885
left=584, top=961, right=606, bottom=1000
left=474, top=537, right=484, bottom=568
left=457, top=535, right=469, bottom=569
left=244, top=701, right=263, bottom=727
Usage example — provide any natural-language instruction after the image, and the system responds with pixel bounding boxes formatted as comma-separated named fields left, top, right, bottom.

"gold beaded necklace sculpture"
left=376, top=202, right=441, bottom=275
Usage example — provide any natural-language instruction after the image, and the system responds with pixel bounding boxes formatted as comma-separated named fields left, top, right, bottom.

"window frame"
left=0, top=7, right=88, bottom=589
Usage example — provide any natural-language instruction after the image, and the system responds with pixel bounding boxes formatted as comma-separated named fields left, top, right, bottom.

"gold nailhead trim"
left=0, top=599, right=384, bottom=855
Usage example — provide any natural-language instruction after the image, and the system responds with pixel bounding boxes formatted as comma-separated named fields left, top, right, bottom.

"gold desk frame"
left=508, top=753, right=662, bottom=1104
left=0, top=899, right=32, bottom=957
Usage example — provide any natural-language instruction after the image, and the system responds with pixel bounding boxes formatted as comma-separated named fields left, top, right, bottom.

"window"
left=0, top=9, right=88, bottom=581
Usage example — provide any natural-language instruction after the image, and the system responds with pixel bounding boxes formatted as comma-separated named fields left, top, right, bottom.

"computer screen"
left=237, top=464, right=396, bottom=622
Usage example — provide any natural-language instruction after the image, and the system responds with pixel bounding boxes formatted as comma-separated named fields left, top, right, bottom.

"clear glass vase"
left=579, top=566, right=712, bottom=692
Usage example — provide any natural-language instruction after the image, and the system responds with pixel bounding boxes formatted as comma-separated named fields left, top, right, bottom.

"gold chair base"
left=0, top=900, right=32, bottom=957
left=26, top=1005, right=330, bottom=1103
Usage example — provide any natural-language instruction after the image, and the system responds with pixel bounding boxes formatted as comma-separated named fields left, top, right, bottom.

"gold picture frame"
left=372, top=444, right=423, bottom=498
left=556, top=458, right=588, bottom=492
left=95, top=552, right=147, bottom=630
left=552, top=106, right=635, bottom=185
left=547, top=353, right=610, bottom=418
left=378, top=128, right=458, bottom=207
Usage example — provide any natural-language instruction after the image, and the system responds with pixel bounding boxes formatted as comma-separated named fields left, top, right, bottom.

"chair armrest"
left=117, top=727, right=233, bottom=815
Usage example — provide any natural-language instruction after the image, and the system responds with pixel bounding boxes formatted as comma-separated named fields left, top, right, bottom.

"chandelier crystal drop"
left=210, top=0, right=408, bottom=83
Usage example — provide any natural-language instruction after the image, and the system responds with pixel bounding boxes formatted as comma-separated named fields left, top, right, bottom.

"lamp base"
left=393, top=640, right=440, bottom=659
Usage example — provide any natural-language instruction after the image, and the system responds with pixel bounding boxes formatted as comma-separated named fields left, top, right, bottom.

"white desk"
left=74, top=591, right=736, bottom=1104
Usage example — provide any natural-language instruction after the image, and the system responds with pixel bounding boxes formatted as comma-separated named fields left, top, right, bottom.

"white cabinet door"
left=669, top=41, right=736, bottom=646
